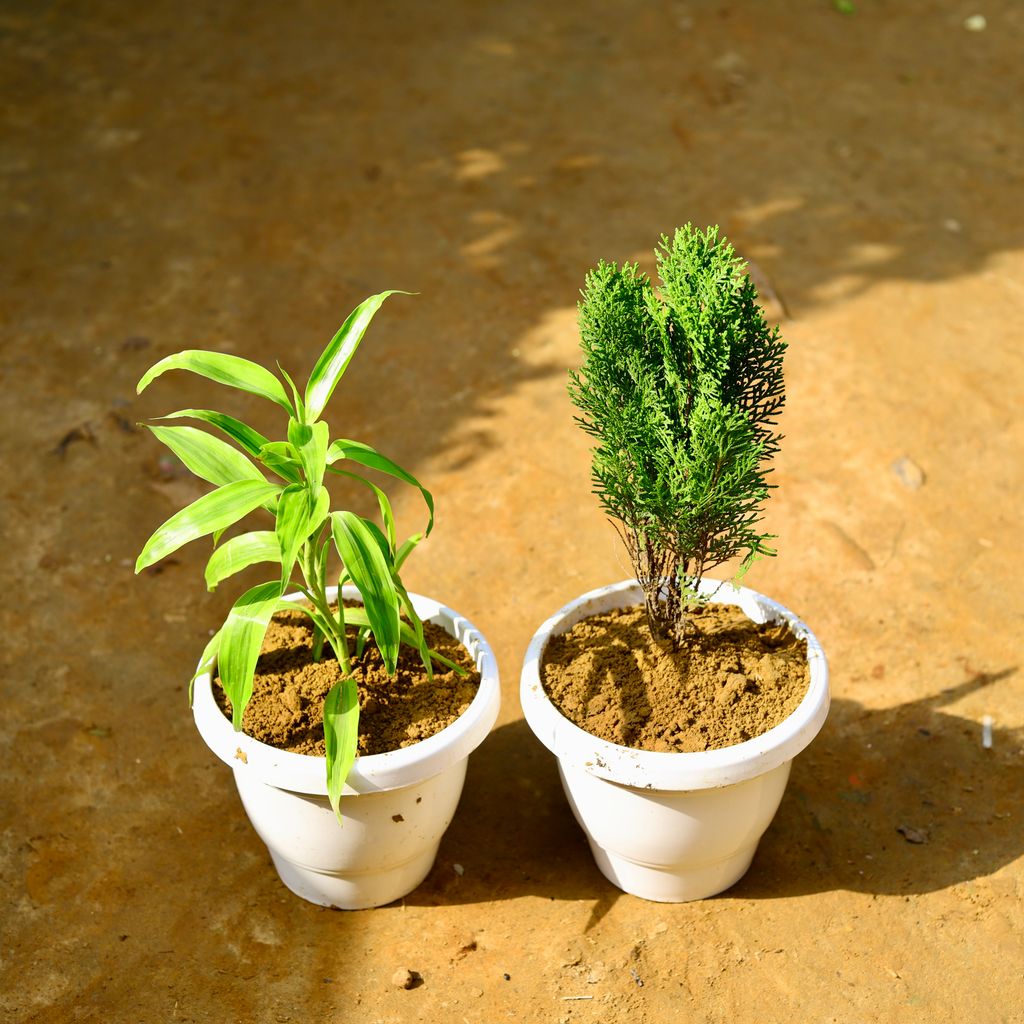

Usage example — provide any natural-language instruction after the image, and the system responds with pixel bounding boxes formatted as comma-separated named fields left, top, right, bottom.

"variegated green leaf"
left=272, top=597, right=333, bottom=640
left=189, top=628, right=222, bottom=707
left=137, top=350, right=293, bottom=414
left=219, top=581, right=285, bottom=729
left=326, top=438, right=434, bottom=535
left=275, top=485, right=313, bottom=588
left=327, top=467, right=397, bottom=552
left=147, top=424, right=267, bottom=489
left=157, top=409, right=269, bottom=459
left=342, top=605, right=467, bottom=676
left=259, top=441, right=303, bottom=482
left=360, top=517, right=394, bottom=567
left=310, top=485, right=331, bottom=535
left=278, top=364, right=306, bottom=423
left=305, top=291, right=409, bottom=422
left=394, top=532, right=422, bottom=571
left=331, top=511, right=401, bottom=673
left=324, top=678, right=359, bottom=822
left=204, top=531, right=280, bottom=591
left=288, top=419, right=329, bottom=491
left=395, top=576, right=431, bottom=678
left=317, top=536, right=330, bottom=596
left=136, top=480, right=281, bottom=572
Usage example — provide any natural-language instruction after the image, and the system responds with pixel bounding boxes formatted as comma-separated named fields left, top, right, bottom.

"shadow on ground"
left=412, top=669, right=1021, bottom=909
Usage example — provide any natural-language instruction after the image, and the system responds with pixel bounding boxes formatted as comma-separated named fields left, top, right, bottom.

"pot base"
left=588, top=839, right=757, bottom=903
left=233, top=760, right=468, bottom=910
left=558, top=759, right=790, bottom=903
left=270, top=845, right=439, bottom=910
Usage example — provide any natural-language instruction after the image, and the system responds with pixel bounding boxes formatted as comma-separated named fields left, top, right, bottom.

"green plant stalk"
left=297, top=536, right=351, bottom=674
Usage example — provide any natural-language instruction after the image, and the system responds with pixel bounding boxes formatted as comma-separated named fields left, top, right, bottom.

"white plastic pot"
left=192, top=586, right=500, bottom=909
left=520, top=579, right=829, bottom=903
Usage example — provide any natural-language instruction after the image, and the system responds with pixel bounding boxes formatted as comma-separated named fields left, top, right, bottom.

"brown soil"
left=214, top=609, right=480, bottom=756
left=542, top=603, right=809, bottom=751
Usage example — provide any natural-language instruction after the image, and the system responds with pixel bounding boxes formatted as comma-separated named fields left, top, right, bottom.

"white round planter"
left=193, top=586, right=500, bottom=910
left=520, top=579, right=829, bottom=903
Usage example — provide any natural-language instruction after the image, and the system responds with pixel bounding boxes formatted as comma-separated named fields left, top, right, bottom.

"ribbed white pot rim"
left=520, top=578, right=829, bottom=791
left=192, top=586, right=501, bottom=796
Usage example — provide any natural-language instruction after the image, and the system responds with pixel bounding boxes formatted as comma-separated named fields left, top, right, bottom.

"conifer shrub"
left=569, top=225, right=786, bottom=646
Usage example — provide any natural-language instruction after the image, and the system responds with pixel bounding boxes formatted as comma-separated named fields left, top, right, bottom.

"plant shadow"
left=411, top=668, right=1021, bottom=908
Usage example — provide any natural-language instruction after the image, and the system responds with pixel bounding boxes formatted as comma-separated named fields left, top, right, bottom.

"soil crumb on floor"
left=215, top=608, right=480, bottom=756
left=541, top=602, right=809, bottom=752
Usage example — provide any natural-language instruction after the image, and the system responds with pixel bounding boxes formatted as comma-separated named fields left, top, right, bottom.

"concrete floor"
left=2, top=1, right=1023, bottom=1021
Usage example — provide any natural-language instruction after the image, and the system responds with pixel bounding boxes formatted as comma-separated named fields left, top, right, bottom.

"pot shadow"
left=410, top=667, right=1021, bottom=909
left=407, top=715, right=611, bottom=910
left=733, top=667, right=1022, bottom=899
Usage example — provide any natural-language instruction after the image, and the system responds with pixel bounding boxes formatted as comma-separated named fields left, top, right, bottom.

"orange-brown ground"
left=2, top=2, right=1022, bottom=1022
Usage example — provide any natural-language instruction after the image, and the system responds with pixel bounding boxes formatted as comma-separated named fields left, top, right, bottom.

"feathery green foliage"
left=569, top=225, right=786, bottom=645
left=135, top=292, right=460, bottom=820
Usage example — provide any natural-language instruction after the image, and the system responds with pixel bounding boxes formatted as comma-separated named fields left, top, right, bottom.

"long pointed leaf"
left=327, top=467, right=397, bottom=552
left=331, top=511, right=401, bottom=673
left=272, top=597, right=334, bottom=641
left=305, top=291, right=408, bottom=421
left=288, top=419, right=329, bottom=491
left=147, top=424, right=267, bottom=490
left=275, top=485, right=313, bottom=588
left=394, top=532, right=422, bottom=571
left=157, top=409, right=270, bottom=459
left=395, top=576, right=431, bottom=679
left=360, top=517, right=395, bottom=568
left=259, top=441, right=302, bottom=476
left=326, top=438, right=434, bottom=535
left=278, top=364, right=306, bottom=423
left=317, top=536, right=330, bottom=596
left=219, top=581, right=285, bottom=729
left=138, top=350, right=293, bottom=414
left=159, top=412, right=302, bottom=487
left=136, top=480, right=281, bottom=572
left=341, top=605, right=467, bottom=676
left=204, top=531, right=280, bottom=591
left=310, top=485, right=331, bottom=535
left=324, top=678, right=359, bottom=822
left=189, top=628, right=222, bottom=707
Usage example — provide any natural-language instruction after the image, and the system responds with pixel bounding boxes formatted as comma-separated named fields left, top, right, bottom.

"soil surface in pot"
left=541, top=602, right=809, bottom=752
left=214, top=608, right=481, bottom=756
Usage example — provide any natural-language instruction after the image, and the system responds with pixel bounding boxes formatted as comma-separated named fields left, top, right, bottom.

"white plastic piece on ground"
left=520, top=578, right=830, bottom=903
left=192, top=586, right=501, bottom=909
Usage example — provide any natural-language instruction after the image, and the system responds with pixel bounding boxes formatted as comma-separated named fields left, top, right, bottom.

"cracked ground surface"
left=2, top=2, right=1022, bottom=1021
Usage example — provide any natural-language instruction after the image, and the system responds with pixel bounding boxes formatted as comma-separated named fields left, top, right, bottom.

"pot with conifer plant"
left=520, top=226, right=829, bottom=902
left=135, top=292, right=500, bottom=909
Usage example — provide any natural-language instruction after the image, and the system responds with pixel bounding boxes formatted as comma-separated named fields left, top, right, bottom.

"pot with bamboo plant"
left=520, top=226, right=829, bottom=902
left=135, top=292, right=500, bottom=909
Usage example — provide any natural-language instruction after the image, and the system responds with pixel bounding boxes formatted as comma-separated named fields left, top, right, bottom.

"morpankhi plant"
left=135, top=291, right=461, bottom=818
left=569, top=224, right=786, bottom=647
